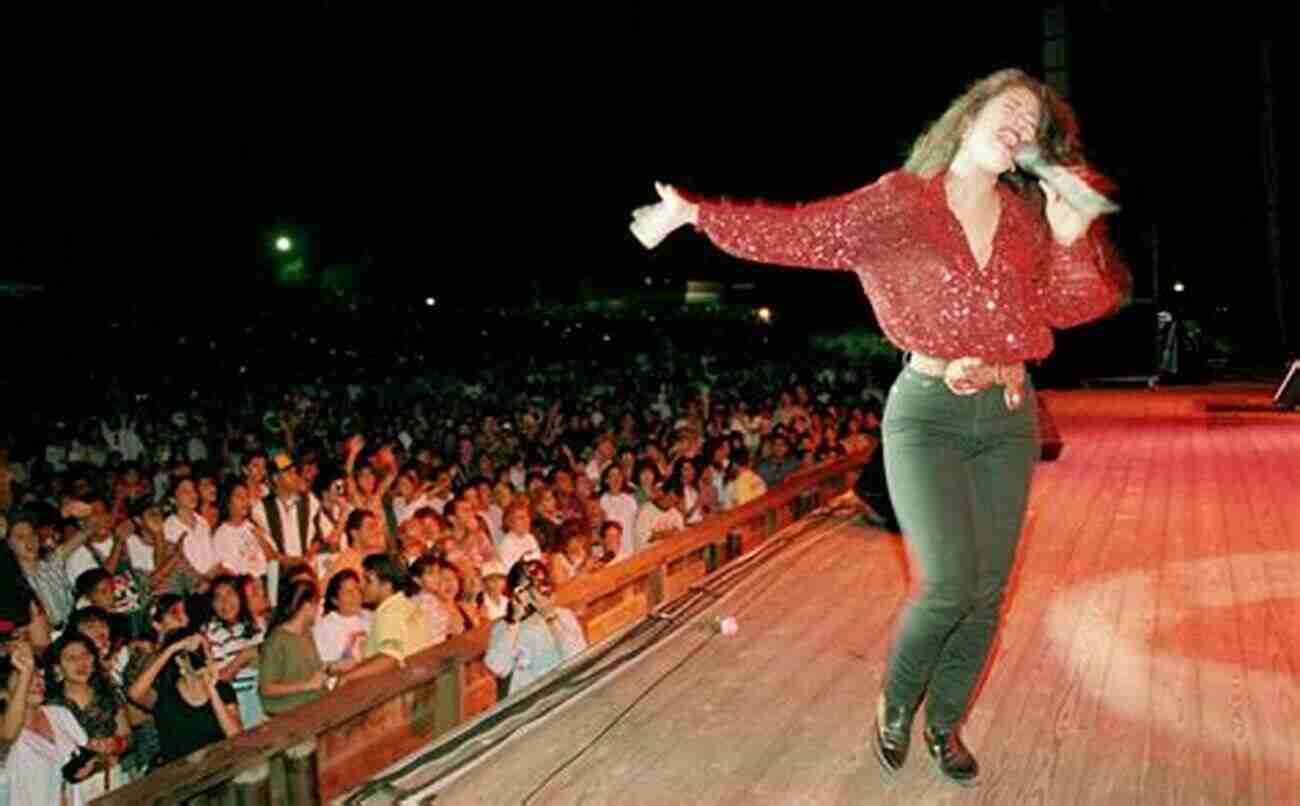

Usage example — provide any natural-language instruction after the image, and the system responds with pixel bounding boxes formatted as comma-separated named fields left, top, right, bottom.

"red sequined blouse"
left=694, top=171, right=1132, bottom=365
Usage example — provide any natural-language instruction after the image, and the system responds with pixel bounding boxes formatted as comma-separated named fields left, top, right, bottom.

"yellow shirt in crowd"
left=365, top=592, right=435, bottom=666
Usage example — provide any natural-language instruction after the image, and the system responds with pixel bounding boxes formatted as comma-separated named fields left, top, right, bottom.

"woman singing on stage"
left=630, top=69, right=1130, bottom=785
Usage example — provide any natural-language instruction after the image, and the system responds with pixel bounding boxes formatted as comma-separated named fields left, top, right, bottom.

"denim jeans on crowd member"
left=880, top=363, right=1039, bottom=729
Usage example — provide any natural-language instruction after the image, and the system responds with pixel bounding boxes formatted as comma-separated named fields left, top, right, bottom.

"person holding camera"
left=484, top=558, right=586, bottom=697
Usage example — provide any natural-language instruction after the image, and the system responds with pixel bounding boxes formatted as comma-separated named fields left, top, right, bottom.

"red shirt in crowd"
left=694, top=170, right=1131, bottom=365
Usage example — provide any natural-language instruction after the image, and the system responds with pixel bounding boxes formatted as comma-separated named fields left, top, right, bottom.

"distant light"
left=757, top=306, right=773, bottom=323
left=275, top=236, right=293, bottom=253
left=425, top=297, right=436, bottom=307
left=644, top=276, right=653, bottom=286
left=603, top=334, right=611, bottom=342
left=1173, top=282, right=1185, bottom=293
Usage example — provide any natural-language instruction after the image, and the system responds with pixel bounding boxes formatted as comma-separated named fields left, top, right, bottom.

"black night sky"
left=7, top=5, right=1290, bottom=353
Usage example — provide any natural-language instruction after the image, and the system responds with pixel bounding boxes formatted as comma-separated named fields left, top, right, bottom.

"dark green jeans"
left=880, top=363, right=1039, bottom=729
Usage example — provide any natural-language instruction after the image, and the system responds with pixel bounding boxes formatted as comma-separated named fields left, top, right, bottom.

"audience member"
left=484, top=559, right=587, bottom=696
left=258, top=579, right=330, bottom=717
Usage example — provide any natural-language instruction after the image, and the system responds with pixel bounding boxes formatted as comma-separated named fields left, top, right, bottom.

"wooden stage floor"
left=432, top=384, right=1300, bottom=806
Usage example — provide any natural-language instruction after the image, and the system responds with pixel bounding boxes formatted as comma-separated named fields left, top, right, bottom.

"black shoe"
left=923, top=726, right=979, bottom=786
left=873, top=699, right=916, bottom=780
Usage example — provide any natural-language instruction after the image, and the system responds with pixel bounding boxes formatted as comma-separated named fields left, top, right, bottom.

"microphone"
left=1013, top=143, right=1120, bottom=218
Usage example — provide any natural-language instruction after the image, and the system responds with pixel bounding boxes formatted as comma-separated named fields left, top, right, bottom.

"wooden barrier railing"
left=95, top=453, right=867, bottom=805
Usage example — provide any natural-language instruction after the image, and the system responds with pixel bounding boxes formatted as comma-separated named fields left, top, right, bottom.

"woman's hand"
left=1040, top=179, right=1094, bottom=247
left=86, top=736, right=122, bottom=755
left=10, top=641, right=35, bottom=678
left=306, top=669, right=329, bottom=692
left=329, top=657, right=361, bottom=676
left=346, top=631, right=368, bottom=657
left=630, top=182, right=698, bottom=249
left=175, top=633, right=207, bottom=656
left=200, top=664, right=223, bottom=694
left=69, top=751, right=100, bottom=782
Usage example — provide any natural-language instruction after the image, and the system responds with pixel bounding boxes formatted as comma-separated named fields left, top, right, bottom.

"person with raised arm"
left=631, top=69, right=1130, bottom=786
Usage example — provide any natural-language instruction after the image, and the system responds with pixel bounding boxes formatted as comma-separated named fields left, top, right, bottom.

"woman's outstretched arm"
left=631, top=174, right=907, bottom=272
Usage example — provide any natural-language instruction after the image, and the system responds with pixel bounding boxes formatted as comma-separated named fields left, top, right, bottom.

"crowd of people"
left=0, top=336, right=888, bottom=802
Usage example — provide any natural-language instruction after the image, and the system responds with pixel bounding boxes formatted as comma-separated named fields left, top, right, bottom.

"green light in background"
left=277, top=257, right=307, bottom=286
left=275, top=236, right=293, bottom=253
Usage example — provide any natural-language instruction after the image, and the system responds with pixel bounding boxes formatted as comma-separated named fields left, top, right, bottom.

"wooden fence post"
left=648, top=566, right=667, bottom=609
left=284, top=739, right=319, bottom=804
left=436, top=659, right=466, bottom=734
left=232, top=761, right=271, bottom=806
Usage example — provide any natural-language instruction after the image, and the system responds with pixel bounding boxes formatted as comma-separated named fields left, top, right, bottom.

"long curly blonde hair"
left=902, top=68, right=1084, bottom=195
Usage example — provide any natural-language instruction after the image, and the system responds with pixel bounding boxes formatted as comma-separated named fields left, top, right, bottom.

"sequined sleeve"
left=692, top=173, right=906, bottom=271
left=1042, top=220, right=1133, bottom=329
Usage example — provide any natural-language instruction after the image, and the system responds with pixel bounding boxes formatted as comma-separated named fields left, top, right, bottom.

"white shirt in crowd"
left=681, top=485, right=703, bottom=525
left=5, top=704, right=89, bottom=806
left=483, top=504, right=504, bottom=542
left=495, top=531, right=543, bottom=573
left=213, top=522, right=270, bottom=577
left=394, top=493, right=434, bottom=526
left=100, top=417, right=146, bottom=462
left=64, top=538, right=122, bottom=589
left=204, top=619, right=264, bottom=671
left=313, top=610, right=373, bottom=665
left=712, top=471, right=728, bottom=509
left=480, top=592, right=509, bottom=621
left=429, top=494, right=452, bottom=516
left=411, top=593, right=452, bottom=646
left=165, top=512, right=218, bottom=575
left=599, top=491, right=639, bottom=559
left=315, top=502, right=353, bottom=551
left=125, top=532, right=159, bottom=573
left=634, top=502, right=685, bottom=554
left=585, top=456, right=611, bottom=484
left=250, top=494, right=320, bottom=559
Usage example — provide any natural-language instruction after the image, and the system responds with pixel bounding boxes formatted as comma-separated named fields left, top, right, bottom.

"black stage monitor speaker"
left=1274, top=360, right=1300, bottom=409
